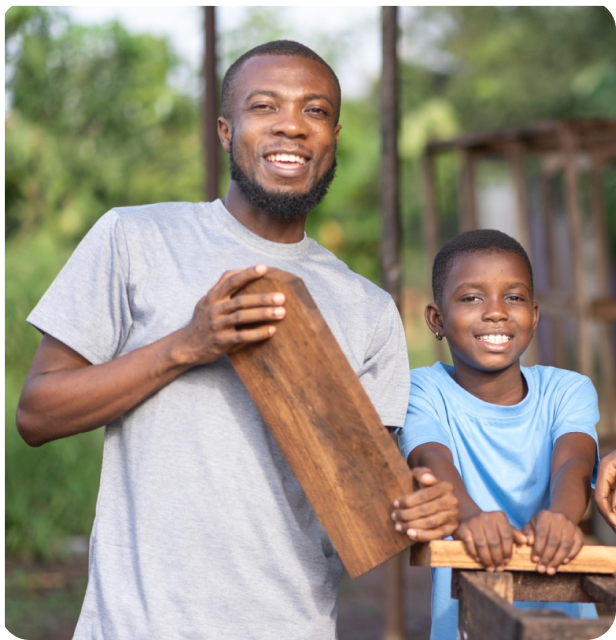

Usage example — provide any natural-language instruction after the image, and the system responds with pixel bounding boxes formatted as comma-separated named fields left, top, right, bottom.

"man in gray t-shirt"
left=18, top=41, right=458, bottom=639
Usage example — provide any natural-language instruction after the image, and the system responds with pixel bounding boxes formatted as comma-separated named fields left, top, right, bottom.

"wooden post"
left=422, top=150, right=446, bottom=362
left=539, top=164, right=567, bottom=368
left=589, top=155, right=616, bottom=433
left=381, top=8, right=405, bottom=638
left=559, top=124, right=592, bottom=377
left=507, top=141, right=539, bottom=366
left=460, top=149, right=478, bottom=232
left=380, top=6, right=401, bottom=309
left=203, top=6, right=219, bottom=202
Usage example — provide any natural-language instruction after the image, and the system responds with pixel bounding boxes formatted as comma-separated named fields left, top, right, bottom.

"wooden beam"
left=203, top=6, right=219, bottom=202
left=507, top=572, right=594, bottom=603
left=228, top=270, right=415, bottom=578
left=411, top=540, right=616, bottom=574
left=583, top=576, right=616, bottom=613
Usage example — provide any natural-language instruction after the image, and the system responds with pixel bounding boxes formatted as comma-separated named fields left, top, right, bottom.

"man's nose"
left=270, top=107, right=308, bottom=138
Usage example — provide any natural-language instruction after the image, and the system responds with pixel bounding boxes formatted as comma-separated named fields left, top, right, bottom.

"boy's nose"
left=482, top=299, right=508, bottom=322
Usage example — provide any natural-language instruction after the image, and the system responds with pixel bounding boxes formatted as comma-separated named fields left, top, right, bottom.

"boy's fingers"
left=483, top=522, right=506, bottom=570
left=472, top=526, right=496, bottom=569
left=496, top=522, right=514, bottom=565
left=456, top=527, right=480, bottom=564
left=512, top=529, right=528, bottom=546
left=535, top=524, right=559, bottom=572
left=545, top=533, right=573, bottom=573
left=563, top=530, right=584, bottom=564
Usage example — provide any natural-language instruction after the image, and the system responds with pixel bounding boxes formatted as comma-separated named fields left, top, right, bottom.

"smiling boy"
left=392, top=229, right=599, bottom=639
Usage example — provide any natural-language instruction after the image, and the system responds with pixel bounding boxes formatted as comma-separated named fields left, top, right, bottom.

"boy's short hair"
left=221, top=40, right=341, bottom=122
left=432, top=229, right=534, bottom=305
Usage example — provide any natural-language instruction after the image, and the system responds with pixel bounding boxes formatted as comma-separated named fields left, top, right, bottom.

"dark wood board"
left=228, top=269, right=415, bottom=578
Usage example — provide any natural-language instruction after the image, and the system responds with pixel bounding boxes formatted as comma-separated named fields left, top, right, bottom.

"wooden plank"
left=583, top=576, right=616, bottom=613
left=510, top=572, right=593, bottom=603
left=453, top=569, right=514, bottom=603
left=518, top=615, right=611, bottom=640
left=411, top=540, right=616, bottom=574
left=228, top=269, right=415, bottom=578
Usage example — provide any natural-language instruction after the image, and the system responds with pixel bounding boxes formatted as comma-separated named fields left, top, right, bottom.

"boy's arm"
left=523, top=432, right=595, bottom=574
left=406, top=442, right=526, bottom=571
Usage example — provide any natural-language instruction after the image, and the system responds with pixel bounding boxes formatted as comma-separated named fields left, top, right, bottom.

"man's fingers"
left=393, top=510, right=457, bottom=534
left=229, top=325, right=276, bottom=347
left=412, top=467, right=437, bottom=487
left=409, top=525, right=458, bottom=543
left=394, top=482, right=454, bottom=510
left=219, top=292, right=286, bottom=315
left=217, top=306, right=285, bottom=329
left=217, top=264, right=268, bottom=298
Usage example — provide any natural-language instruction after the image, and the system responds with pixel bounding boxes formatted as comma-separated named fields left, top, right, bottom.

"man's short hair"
left=221, top=40, right=341, bottom=122
left=432, top=229, right=534, bottom=304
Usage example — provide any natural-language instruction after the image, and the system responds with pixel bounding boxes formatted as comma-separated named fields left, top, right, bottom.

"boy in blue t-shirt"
left=391, top=229, right=599, bottom=640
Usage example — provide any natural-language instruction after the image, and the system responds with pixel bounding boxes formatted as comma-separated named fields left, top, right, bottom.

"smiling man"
left=16, top=41, right=457, bottom=639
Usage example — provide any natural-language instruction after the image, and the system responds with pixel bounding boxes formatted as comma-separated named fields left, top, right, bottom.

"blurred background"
left=5, top=6, right=616, bottom=639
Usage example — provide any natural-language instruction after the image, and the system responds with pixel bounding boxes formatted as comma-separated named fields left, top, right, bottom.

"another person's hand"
left=595, top=450, right=616, bottom=532
left=522, top=510, right=584, bottom=575
left=454, top=510, right=526, bottom=572
left=391, top=467, right=459, bottom=543
left=178, top=265, right=286, bottom=365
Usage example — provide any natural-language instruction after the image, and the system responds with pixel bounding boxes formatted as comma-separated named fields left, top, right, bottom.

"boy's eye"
left=507, top=295, right=525, bottom=302
left=461, top=295, right=481, bottom=303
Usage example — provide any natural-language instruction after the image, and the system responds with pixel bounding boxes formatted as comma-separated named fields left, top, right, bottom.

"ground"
left=5, top=553, right=431, bottom=639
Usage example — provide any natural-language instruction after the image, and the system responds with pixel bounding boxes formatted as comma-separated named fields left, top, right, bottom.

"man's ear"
left=218, top=117, right=232, bottom=154
left=424, top=302, right=444, bottom=339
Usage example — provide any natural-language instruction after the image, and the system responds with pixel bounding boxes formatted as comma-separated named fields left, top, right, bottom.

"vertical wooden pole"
left=380, top=6, right=401, bottom=309
left=381, top=8, right=405, bottom=639
left=589, top=156, right=616, bottom=433
left=203, top=6, right=220, bottom=202
left=559, top=124, right=592, bottom=377
left=422, top=150, right=446, bottom=361
left=460, top=149, right=478, bottom=232
left=507, top=141, right=538, bottom=365
left=539, top=164, right=566, bottom=368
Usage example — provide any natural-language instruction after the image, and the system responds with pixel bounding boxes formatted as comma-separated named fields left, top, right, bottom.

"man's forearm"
left=17, top=330, right=194, bottom=447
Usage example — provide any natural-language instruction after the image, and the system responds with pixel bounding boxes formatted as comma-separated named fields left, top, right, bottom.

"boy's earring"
left=435, top=332, right=443, bottom=341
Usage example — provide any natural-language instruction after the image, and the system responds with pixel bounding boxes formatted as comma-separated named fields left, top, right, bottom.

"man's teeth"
left=265, top=153, right=307, bottom=165
left=477, top=335, right=511, bottom=344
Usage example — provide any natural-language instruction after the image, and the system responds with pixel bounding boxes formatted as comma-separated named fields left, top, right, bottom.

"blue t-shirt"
left=398, top=363, right=600, bottom=640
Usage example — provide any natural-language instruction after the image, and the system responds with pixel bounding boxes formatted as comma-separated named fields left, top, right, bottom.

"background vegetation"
left=6, top=6, right=616, bottom=565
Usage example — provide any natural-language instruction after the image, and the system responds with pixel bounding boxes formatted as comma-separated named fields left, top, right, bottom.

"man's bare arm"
left=17, top=266, right=285, bottom=447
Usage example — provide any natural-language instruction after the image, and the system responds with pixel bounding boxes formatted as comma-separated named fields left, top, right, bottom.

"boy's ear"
left=532, top=301, right=539, bottom=333
left=425, top=303, right=444, bottom=338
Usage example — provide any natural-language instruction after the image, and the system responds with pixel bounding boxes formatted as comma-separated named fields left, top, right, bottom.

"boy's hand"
left=391, top=467, right=459, bottom=542
left=522, top=510, right=584, bottom=575
left=454, top=511, right=527, bottom=572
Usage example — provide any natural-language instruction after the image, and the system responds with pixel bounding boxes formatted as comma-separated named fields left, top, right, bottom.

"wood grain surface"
left=228, top=269, right=415, bottom=578
left=412, top=540, right=616, bottom=574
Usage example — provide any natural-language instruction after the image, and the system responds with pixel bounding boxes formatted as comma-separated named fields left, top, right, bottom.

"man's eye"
left=307, top=107, right=326, bottom=115
left=252, top=103, right=273, bottom=111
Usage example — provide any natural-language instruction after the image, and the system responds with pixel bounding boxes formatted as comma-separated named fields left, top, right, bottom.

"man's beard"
left=229, top=144, right=337, bottom=221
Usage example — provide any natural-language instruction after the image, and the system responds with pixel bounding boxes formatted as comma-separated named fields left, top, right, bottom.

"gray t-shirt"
left=28, top=200, right=410, bottom=640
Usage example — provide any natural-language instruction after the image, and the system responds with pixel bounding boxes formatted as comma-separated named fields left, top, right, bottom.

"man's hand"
left=595, top=450, right=616, bottom=532
left=391, top=467, right=459, bottom=543
left=454, top=511, right=527, bottom=572
left=176, top=265, right=285, bottom=366
left=522, top=510, right=584, bottom=575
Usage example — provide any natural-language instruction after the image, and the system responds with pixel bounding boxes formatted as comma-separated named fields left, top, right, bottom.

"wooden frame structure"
left=413, top=541, right=616, bottom=639
left=422, top=119, right=616, bottom=433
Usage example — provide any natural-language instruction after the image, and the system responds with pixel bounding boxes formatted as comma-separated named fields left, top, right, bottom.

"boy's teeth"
left=478, top=334, right=511, bottom=344
left=265, top=153, right=306, bottom=165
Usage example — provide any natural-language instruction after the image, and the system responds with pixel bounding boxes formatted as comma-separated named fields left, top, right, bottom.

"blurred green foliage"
left=5, top=6, right=616, bottom=560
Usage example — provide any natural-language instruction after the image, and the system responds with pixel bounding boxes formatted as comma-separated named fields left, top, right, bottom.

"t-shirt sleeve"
left=357, top=297, right=410, bottom=429
left=27, top=210, right=133, bottom=365
left=552, top=374, right=600, bottom=485
left=397, top=376, right=453, bottom=465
